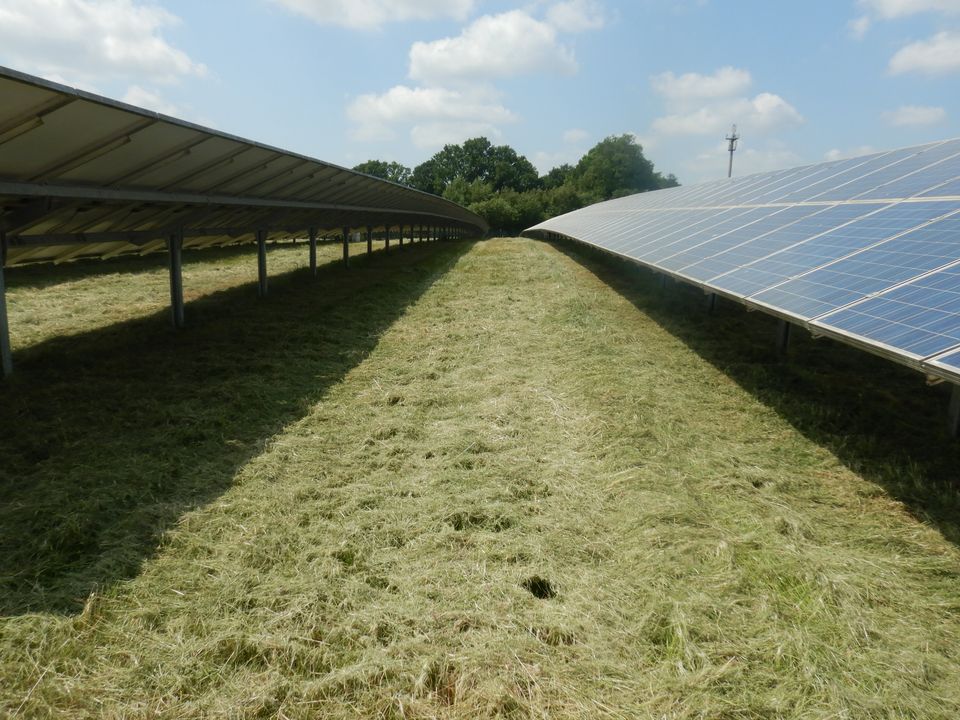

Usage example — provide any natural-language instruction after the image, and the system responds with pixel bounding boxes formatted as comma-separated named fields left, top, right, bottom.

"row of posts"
left=0, top=223, right=462, bottom=379
left=165, top=223, right=459, bottom=328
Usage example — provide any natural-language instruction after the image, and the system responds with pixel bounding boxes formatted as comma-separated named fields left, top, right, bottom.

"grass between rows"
left=1, top=237, right=959, bottom=718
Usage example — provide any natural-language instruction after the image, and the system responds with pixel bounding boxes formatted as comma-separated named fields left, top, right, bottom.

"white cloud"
left=652, top=93, right=803, bottom=136
left=546, top=0, right=605, bottom=32
left=858, top=0, right=960, bottom=19
left=651, top=66, right=752, bottom=105
left=122, top=85, right=179, bottom=115
left=563, top=128, right=590, bottom=144
left=824, top=145, right=878, bottom=161
left=270, top=0, right=476, bottom=30
left=410, top=121, right=505, bottom=149
left=347, top=84, right=517, bottom=147
left=0, top=0, right=205, bottom=86
left=889, top=31, right=960, bottom=74
left=848, top=15, right=871, bottom=39
left=409, top=10, right=577, bottom=86
left=882, top=104, right=947, bottom=126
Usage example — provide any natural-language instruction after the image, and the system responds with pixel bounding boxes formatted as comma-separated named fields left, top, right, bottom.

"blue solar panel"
left=774, top=147, right=917, bottom=203
left=927, top=348, right=960, bottom=375
left=707, top=204, right=885, bottom=296
left=654, top=207, right=787, bottom=270
left=677, top=205, right=829, bottom=281
left=524, top=137, right=960, bottom=382
left=815, top=261, right=960, bottom=358
left=919, top=177, right=960, bottom=199
left=748, top=204, right=960, bottom=318
left=845, top=140, right=960, bottom=201
left=618, top=209, right=734, bottom=255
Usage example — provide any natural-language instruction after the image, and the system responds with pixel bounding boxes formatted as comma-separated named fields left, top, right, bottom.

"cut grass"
left=1, top=237, right=959, bottom=718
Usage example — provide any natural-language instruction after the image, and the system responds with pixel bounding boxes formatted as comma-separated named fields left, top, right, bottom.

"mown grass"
left=1, top=237, right=959, bottom=718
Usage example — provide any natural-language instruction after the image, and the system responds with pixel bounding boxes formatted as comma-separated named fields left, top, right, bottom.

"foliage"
left=571, top=134, right=678, bottom=202
left=409, top=135, right=679, bottom=233
left=352, top=159, right=412, bottom=185
left=411, top=137, right=540, bottom=195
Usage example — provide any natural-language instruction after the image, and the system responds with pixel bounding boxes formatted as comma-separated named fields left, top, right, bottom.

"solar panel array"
left=0, top=66, right=486, bottom=266
left=524, top=138, right=960, bottom=384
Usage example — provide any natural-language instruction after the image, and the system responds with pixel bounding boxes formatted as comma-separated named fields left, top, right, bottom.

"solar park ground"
left=2, top=237, right=960, bottom=718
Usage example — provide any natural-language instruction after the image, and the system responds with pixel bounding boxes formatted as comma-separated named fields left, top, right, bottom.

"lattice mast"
left=726, top=124, right=740, bottom=178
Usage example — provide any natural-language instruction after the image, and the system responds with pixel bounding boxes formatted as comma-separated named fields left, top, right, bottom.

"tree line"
left=353, top=135, right=679, bottom=234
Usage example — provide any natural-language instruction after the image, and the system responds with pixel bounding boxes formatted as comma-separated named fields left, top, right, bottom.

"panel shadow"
left=0, top=241, right=472, bottom=615
left=550, top=238, right=960, bottom=546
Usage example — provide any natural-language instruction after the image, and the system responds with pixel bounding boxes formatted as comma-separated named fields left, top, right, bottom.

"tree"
left=442, top=177, right=494, bottom=207
left=352, top=160, right=412, bottom=185
left=573, top=135, right=662, bottom=201
left=541, top=163, right=574, bottom=190
left=469, top=196, right=519, bottom=233
left=411, top=137, right=541, bottom=197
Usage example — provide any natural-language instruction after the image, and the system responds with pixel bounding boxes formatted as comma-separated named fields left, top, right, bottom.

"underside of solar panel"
left=524, top=138, right=960, bottom=386
left=0, top=66, right=487, bottom=267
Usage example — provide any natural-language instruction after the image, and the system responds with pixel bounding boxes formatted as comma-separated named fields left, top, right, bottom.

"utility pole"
left=726, top=124, right=740, bottom=178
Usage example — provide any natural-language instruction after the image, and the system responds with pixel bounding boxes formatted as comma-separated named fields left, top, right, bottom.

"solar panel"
left=814, top=262, right=960, bottom=359
left=751, top=211, right=960, bottom=319
left=523, top=137, right=960, bottom=392
left=0, top=66, right=486, bottom=267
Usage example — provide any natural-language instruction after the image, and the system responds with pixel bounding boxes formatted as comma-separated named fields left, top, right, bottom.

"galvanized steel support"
left=384, top=225, right=390, bottom=251
left=167, top=228, right=185, bottom=328
left=342, top=226, right=350, bottom=267
left=706, top=293, right=717, bottom=313
left=399, top=224, right=404, bottom=248
left=776, top=319, right=791, bottom=356
left=0, top=232, right=12, bottom=378
left=366, top=225, right=373, bottom=255
left=949, top=385, right=960, bottom=438
left=308, top=227, right=317, bottom=276
left=257, top=229, right=268, bottom=297
left=410, top=225, right=415, bottom=244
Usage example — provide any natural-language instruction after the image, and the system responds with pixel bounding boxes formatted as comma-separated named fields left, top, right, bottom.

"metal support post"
left=342, top=226, right=350, bottom=267
left=410, top=225, right=415, bottom=245
left=0, top=232, right=12, bottom=378
left=399, top=224, right=404, bottom=248
left=949, top=385, right=960, bottom=438
left=706, top=293, right=717, bottom=313
left=366, top=226, right=373, bottom=255
left=776, top=319, right=791, bottom=356
left=384, top=225, right=390, bottom=251
left=257, top=229, right=268, bottom=297
left=308, top=227, right=317, bottom=277
left=167, top=228, right=185, bottom=328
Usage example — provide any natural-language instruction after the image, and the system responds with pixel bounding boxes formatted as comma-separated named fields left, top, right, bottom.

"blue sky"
left=0, top=0, right=958, bottom=184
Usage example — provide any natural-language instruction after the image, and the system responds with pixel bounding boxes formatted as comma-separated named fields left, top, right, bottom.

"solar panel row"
left=523, top=138, right=960, bottom=391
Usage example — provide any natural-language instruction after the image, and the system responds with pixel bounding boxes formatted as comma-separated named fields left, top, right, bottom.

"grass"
left=1, top=237, right=959, bottom=718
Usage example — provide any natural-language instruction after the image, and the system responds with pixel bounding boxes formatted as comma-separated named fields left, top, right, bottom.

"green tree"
left=442, top=177, right=494, bottom=206
left=411, top=137, right=541, bottom=197
left=541, top=163, right=574, bottom=190
left=469, top=196, right=519, bottom=233
left=352, top=160, right=412, bottom=185
left=573, top=135, right=662, bottom=201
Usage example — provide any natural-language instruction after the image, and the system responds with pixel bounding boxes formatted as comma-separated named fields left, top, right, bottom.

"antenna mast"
left=726, top=124, right=740, bottom=178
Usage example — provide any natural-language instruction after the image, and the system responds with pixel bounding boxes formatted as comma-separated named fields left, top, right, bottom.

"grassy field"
left=1, top=237, right=959, bottom=718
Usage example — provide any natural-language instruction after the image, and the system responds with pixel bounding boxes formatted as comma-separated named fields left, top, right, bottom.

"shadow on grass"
left=0, top=241, right=471, bottom=615
left=551, top=238, right=960, bottom=546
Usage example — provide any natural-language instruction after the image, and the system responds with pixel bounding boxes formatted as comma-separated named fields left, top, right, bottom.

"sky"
left=0, top=0, right=958, bottom=184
